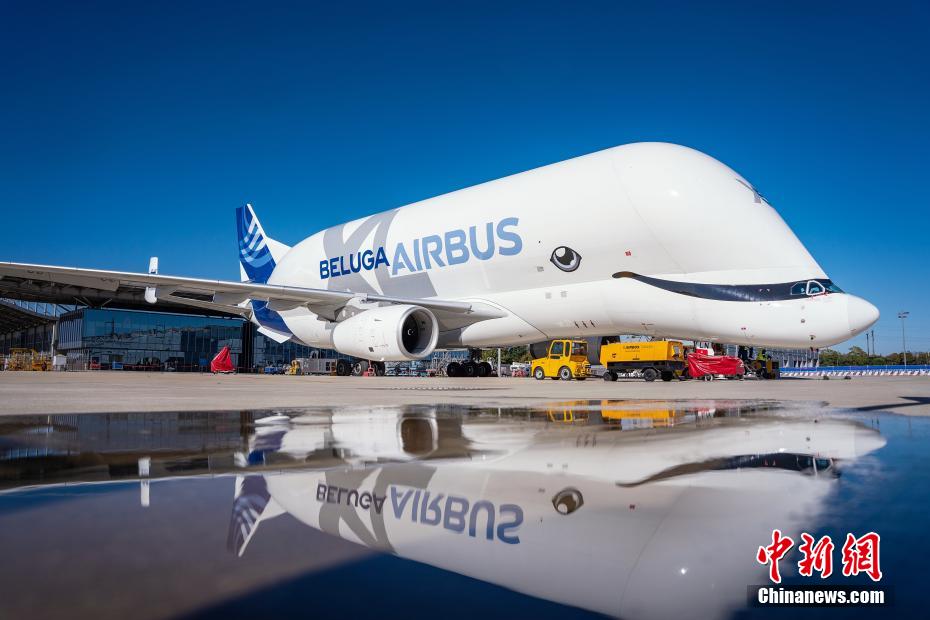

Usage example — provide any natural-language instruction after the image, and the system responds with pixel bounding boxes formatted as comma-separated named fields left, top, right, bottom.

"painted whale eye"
left=552, top=487, right=584, bottom=515
left=550, top=246, right=581, bottom=272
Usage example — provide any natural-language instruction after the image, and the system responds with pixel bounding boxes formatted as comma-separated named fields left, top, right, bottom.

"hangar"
left=0, top=269, right=336, bottom=371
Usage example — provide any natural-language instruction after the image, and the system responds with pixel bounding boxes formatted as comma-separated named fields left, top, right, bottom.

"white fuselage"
left=263, top=143, right=878, bottom=350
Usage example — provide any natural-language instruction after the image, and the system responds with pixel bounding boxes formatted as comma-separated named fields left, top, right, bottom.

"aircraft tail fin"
left=236, top=204, right=291, bottom=283
left=227, top=475, right=285, bottom=557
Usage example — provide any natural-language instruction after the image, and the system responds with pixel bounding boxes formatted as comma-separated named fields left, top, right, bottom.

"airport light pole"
left=898, top=311, right=909, bottom=367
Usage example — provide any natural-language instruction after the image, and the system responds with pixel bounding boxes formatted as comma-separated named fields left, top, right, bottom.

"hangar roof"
left=0, top=273, right=238, bottom=319
left=0, top=299, right=59, bottom=332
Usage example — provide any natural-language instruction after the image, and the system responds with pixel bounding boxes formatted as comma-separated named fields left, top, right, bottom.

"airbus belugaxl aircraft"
left=0, top=143, right=878, bottom=374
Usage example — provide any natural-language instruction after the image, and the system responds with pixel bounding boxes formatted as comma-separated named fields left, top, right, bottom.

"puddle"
left=0, top=401, right=925, bottom=619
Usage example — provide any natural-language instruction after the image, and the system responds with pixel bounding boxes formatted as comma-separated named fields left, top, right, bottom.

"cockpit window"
left=790, top=282, right=807, bottom=296
left=807, top=281, right=825, bottom=295
left=823, top=280, right=844, bottom=293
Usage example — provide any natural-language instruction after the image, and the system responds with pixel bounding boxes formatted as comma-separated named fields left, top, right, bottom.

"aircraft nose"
left=847, top=295, right=880, bottom=335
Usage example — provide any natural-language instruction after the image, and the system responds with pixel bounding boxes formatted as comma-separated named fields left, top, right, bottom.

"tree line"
left=480, top=346, right=532, bottom=364
left=818, top=346, right=930, bottom=367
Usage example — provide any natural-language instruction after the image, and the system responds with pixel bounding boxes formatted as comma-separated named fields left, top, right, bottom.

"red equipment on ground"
left=210, top=346, right=235, bottom=374
left=686, top=352, right=744, bottom=378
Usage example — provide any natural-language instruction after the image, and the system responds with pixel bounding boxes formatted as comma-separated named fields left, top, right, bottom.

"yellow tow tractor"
left=600, top=340, right=685, bottom=382
left=531, top=339, right=591, bottom=381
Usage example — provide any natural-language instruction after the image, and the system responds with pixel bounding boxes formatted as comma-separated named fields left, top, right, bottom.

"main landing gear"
left=445, top=348, right=493, bottom=377
left=446, top=359, right=493, bottom=377
left=335, top=359, right=385, bottom=376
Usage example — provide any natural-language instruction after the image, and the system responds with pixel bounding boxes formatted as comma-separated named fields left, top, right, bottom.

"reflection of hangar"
left=0, top=408, right=470, bottom=490
left=0, top=411, right=256, bottom=489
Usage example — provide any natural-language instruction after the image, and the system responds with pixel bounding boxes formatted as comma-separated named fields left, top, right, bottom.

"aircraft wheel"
left=533, top=367, right=545, bottom=380
left=446, top=362, right=461, bottom=377
left=353, top=360, right=369, bottom=376
left=463, top=361, right=477, bottom=377
left=374, top=362, right=386, bottom=376
left=336, top=359, right=351, bottom=376
left=603, top=370, right=617, bottom=382
left=477, top=361, right=492, bottom=377
left=558, top=366, right=573, bottom=381
left=642, top=368, right=658, bottom=382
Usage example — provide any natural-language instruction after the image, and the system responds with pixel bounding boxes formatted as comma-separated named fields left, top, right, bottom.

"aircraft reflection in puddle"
left=231, top=402, right=886, bottom=620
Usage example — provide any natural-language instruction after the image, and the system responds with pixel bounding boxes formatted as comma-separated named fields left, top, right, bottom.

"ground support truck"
left=600, top=340, right=686, bottom=382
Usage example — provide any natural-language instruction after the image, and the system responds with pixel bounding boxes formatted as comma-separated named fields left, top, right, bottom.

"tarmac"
left=1, top=371, right=928, bottom=416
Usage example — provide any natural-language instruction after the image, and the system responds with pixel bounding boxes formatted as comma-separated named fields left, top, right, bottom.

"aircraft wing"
left=0, top=262, right=507, bottom=328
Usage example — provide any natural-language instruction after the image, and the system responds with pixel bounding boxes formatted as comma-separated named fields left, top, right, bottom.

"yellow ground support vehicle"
left=543, top=400, right=716, bottom=427
left=5, top=348, right=50, bottom=371
left=745, top=358, right=781, bottom=379
left=600, top=340, right=685, bottom=382
left=531, top=339, right=591, bottom=381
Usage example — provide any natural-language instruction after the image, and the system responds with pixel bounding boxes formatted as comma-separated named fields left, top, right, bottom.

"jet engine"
left=331, top=304, right=438, bottom=361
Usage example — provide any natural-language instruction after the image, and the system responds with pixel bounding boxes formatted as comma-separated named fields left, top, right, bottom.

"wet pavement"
left=0, top=400, right=926, bottom=619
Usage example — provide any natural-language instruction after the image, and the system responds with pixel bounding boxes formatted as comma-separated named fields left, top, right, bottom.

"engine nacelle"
left=331, top=304, right=439, bottom=361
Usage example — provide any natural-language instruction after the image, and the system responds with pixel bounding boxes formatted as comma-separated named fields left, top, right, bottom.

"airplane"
left=0, top=142, right=879, bottom=375
left=229, top=403, right=887, bottom=619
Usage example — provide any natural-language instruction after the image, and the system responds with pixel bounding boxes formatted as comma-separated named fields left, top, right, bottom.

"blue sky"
left=2, top=1, right=927, bottom=354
